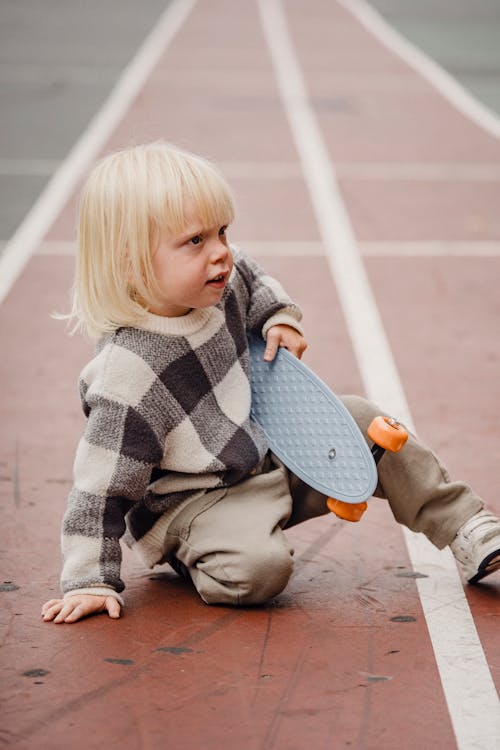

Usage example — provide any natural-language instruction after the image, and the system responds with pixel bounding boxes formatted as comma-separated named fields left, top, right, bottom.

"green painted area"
left=0, top=0, right=170, bottom=243
left=368, top=0, right=500, bottom=115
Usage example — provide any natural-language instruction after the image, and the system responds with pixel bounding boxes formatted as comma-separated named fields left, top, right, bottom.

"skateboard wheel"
left=367, top=416, right=408, bottom=453
left=326, top=498, right=367, bottom=522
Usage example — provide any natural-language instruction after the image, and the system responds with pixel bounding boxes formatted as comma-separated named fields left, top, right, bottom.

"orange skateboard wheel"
left=326, top=497, right=368, bottom=522
left=367, top=416, right=408, bottom=453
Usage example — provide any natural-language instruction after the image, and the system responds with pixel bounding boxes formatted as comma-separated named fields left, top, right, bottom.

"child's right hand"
left=41, top=594, right=121, bottom=624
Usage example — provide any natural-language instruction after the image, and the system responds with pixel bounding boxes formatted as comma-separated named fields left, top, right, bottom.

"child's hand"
left=41, top=594, right=121, bottom=624
left=264, top=325, right=307, bottom=362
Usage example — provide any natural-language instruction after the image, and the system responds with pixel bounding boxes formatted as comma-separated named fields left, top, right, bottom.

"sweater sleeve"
left=233, top=248, right=304, bottom=338
left=60, top=382, right=164, bottom=602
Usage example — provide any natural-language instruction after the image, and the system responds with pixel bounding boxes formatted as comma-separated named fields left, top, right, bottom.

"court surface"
left=1, top=2, right=499, bottom=748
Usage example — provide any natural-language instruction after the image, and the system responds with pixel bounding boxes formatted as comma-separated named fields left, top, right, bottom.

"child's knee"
left=239, top=545, right=294, bottom=604
left=340, top=394, right=380, bottom=433
left=198, top=544, right=294, bottom=606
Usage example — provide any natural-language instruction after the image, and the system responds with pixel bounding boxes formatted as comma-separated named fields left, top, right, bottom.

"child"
left=42, top=142, right=500, bottom=624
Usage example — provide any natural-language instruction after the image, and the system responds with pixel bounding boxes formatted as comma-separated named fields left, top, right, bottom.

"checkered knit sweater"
left=61, top=249, right=303, bottom=602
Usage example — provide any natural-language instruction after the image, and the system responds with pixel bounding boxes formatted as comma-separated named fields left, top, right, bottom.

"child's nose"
left=209, top=237, right=229, bottom=262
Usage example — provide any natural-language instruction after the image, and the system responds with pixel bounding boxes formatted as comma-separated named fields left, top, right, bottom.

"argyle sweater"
left=61, top=249, right=303, bottom=602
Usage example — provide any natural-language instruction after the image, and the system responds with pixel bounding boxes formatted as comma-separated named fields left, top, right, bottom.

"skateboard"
left=248, top=336, right=408, bottom=521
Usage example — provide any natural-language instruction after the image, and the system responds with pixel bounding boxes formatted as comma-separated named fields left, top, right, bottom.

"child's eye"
left=188, top=235, right=202, bottom=245
left=219, top=226, right=227, bottom=236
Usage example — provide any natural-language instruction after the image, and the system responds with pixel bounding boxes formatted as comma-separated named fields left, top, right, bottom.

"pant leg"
left=286, top=395, right=483, bottom=549
left=164, top=461, right=294, bottom=606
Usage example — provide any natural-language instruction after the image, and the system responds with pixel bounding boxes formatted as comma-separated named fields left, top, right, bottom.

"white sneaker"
left=450, top=510, right=500, bottom=584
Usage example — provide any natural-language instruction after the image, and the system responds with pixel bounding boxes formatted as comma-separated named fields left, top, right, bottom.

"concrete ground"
left=0, top=0, right=169, bottom=247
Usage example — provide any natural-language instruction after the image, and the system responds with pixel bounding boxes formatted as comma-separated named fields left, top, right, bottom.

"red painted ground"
left=1, top=1, right=499, bottom=748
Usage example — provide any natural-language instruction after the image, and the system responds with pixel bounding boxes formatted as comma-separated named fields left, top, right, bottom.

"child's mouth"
left=207, top=273, right=227, bottom=289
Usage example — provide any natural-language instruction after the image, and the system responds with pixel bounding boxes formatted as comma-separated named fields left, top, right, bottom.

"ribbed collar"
left=134, top=307, right=214, bottom=336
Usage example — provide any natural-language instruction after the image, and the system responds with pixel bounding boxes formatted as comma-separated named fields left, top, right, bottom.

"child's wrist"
left=262, top=311, right=304, bottom=339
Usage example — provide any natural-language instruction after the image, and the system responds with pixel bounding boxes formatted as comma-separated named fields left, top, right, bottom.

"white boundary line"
left=257, top=1, right=500, bottom=748
left=339, top=0, right=500, bottom=141
left=29, top=238, right=500, bottom=258
left=0, top=0, right=196, bottom=306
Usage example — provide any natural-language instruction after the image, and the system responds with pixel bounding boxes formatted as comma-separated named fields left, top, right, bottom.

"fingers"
left=263, top=329, right=280, bottom=362
left=41, top=599, right=61, bottom=615
left=41, top=594, right=120, bottom=624
left=105, top=596, right=121, bottom=619
left=288, top=337, right=308, bottom=360
left=41, top=599, right=80, bottom=624
left=55, top=602, right=86, bottom=624
left=264, top=326, right=308, bottom=362
left=41, top=599, right=65, bottom=621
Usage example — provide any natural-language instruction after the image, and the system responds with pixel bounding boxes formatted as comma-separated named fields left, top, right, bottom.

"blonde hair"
left=66, top=142, right=235, bottom=338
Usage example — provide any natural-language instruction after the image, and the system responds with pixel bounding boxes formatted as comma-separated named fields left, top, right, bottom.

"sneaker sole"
left=468, top=550, right=500, bottom=584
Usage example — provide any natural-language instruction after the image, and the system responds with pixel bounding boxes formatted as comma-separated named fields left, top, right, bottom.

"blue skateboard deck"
left=248, top=336, right=378, bottom=504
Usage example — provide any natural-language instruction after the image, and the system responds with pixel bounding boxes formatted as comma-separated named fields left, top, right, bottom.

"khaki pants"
left=163, top=395, right=483, bottom=606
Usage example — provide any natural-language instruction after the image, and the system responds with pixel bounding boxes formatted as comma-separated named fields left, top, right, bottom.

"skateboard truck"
left=326, top=416, right=408, bottom=522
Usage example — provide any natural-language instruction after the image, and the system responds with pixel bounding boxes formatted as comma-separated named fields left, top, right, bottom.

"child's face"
left=149, top=204, right=233, bottom=317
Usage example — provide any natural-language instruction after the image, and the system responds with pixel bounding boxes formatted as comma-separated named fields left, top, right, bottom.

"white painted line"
left=258, top=0, right=410, bottom=421
left=0, top=0, right=196, bottom=305
left=33, top=239, right=320, bottom=258
left=359, top=241, right=500, bottom=257
left=257, top=1, right=500, bottom=748
left=221, top=160, right=500, bottom=182
left=403, top=529, right=500, bottom=750
left=217, top=161, right=303, bottom=179
left=33, top=238, right=500, bottom=259
left=336, top=162, right=500, bottom=182
left=227, top=241, right=324, bottom=257
left=338, top=0, right=500, bottom=141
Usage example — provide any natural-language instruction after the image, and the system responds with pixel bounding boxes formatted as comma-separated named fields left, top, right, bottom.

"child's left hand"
left=264, top=325, right=307, bottom=362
